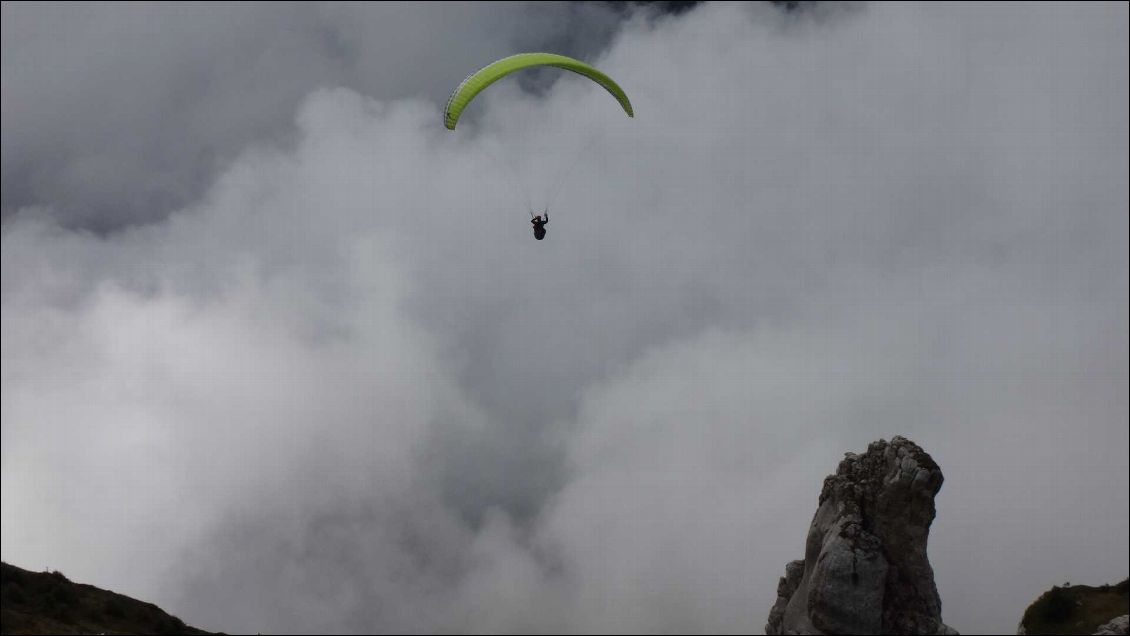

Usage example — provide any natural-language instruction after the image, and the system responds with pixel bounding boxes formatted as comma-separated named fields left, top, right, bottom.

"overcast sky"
left=2, top=2, right=1127, bottom=634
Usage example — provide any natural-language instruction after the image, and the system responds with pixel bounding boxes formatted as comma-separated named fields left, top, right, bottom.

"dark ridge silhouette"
left=1018, top=579, right=1129, bottom=635
left=1, top=562, right=218, bottom=635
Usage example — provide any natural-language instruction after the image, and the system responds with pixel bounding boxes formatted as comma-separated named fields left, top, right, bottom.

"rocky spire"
left=766, top=436, right=957, bottom=635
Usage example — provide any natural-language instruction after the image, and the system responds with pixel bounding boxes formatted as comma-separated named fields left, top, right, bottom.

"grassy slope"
left=1, top=562, right=216, bottom=635
left=1019, top=578, right=1129, bottom=635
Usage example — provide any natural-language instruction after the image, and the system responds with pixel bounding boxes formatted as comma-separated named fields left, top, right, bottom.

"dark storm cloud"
left=1, top=2, right=632, bottom=231
left=2, top=2, right=1127, bottom=635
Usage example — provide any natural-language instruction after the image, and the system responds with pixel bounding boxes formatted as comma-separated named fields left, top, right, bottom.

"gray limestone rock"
left=1094, top=615, right=1130, bottom=636
left=766, top=436, right=956, bottom=635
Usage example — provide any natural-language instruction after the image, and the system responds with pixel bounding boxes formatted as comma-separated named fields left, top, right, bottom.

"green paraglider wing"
left=444, top=52, right=634, bottom=130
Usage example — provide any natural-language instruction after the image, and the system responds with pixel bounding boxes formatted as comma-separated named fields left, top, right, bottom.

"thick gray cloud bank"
left=0, top=2, right=625, bottom=230
left=2, top=2, right=1127, bottom=634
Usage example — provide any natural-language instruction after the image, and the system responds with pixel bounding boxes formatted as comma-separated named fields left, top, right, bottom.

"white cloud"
left=2, top=2, right=1127, bottom=634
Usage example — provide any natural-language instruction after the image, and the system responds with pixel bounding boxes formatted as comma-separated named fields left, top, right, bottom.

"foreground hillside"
left=0, top=562, right=214, bottom=635
left=1019, top=579, right=1129, bottom=635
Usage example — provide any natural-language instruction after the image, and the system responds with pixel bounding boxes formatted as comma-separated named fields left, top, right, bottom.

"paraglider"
left=531, top=211, right=548, bottom=240
left=444, top=52, right=634, bottom=131
left=444, top=53, right=633, bottom=239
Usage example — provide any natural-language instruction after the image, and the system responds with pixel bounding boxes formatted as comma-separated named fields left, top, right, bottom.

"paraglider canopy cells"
left=444, top=52, right=633, bottom=130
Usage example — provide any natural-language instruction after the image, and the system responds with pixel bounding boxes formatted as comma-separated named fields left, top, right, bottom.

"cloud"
left=2, top=2, right=1127, bottom=634
left=1, top=2, right=628, bottom=230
